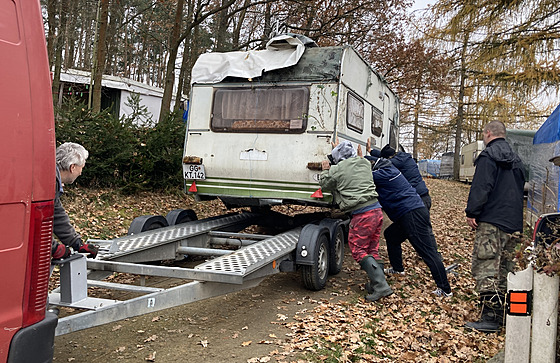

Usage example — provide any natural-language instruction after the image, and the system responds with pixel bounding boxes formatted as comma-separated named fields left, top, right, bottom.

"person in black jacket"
left=368, top=156, right=452, bottom=298
left=51, top=142, right=98, bottom=260
left=464, top=121, right=525, bottom=332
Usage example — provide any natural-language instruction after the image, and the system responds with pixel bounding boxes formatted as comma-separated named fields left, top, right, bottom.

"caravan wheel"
left=301, top=233, right=329, bottom=291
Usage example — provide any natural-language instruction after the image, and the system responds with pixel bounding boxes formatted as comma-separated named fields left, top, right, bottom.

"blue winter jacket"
left=390, top=152, right=429, bottom=197
left=372, top=158, right=425, bottom=222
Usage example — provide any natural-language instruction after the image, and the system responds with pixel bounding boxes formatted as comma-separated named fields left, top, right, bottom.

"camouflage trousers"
left=471, top=222, right=520, bottom=295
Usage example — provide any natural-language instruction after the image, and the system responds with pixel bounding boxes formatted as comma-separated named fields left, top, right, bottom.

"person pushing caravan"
left=319, top=140, right=393, bottom=302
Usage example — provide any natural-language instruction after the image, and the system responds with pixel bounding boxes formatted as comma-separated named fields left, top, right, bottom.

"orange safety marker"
left=188, top=181, right=198, bottom=192
left=507, top=290, right=532, bottom=316
left=311, top=188, right=323, bottom=198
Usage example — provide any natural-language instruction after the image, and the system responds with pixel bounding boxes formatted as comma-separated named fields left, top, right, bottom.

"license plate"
left=183, top=164, right=206, bottom=180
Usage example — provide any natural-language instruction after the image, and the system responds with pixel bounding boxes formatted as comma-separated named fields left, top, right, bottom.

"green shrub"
left=54, top=95, right=185, bottom=192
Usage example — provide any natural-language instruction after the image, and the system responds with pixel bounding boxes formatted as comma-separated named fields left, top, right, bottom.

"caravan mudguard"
left=296, top=224, right=330, bottom=266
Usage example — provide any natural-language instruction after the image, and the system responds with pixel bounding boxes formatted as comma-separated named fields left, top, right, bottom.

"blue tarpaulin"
left=527, top=103, right=560, bottom=225
left=534, top=103, right=560, bottom=144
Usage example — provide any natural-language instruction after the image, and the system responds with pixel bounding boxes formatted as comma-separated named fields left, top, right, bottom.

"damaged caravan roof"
left=191, top=35, right=349, bottom=84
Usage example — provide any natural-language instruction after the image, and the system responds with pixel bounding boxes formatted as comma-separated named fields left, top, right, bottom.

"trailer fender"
left=166, top=209, right=198, bottom=225
left=128, top=215, right=169, bottom=235
left=296, top=224, right=330, bottom=266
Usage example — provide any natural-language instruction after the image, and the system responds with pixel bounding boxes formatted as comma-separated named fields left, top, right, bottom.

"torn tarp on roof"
left=190, top=34, right=306, bottom=84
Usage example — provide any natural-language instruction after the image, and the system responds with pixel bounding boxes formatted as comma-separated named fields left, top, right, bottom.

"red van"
left=0, top=0, right=58, bottom=362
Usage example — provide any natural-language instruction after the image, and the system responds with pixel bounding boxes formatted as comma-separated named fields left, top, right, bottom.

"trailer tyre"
left=128, top=215, right=169, bottom=235
left=328, top=224, right=345, bottom=275
left=301, top=233, right=329, bottom=291
left=166, top=209, right=198, bottom=225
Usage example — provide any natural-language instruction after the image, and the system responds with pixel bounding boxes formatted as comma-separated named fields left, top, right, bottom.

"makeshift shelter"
left=58, top=69, right=185, bottom=125
left=439, top=152, right=454, bottom=179
left=527, top=104, right=560, bottom=224
left=417, top=159, right=441, bottom=178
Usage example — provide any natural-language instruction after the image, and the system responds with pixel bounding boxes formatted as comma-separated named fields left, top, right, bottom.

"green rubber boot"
left=360, top=256, right=393, bottom=302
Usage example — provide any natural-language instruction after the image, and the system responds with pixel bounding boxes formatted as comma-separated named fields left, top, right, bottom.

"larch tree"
left=423, top=0, right=560, bottom=178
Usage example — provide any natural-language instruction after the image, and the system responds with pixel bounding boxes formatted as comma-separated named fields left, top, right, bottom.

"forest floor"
left=51, top=178, right=508, bottom=362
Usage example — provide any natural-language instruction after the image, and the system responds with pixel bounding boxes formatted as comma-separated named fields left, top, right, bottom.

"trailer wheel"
left=128, top=215, right=169, bottom=235
left=301, top=233, right=329, bottom=291
left=328, top=224, right=345, bottom=275
left=165, top=209, right=198, bottom=225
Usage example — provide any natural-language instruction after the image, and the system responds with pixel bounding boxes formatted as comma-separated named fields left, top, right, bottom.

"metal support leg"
left=55, top=254, right=89, bottom=304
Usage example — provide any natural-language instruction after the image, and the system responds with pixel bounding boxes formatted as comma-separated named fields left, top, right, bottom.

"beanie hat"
left=370, top=148, right=381, bottom=158
left=331, top=141, right=357, bottom=163
left=380, top=144, right=396, bottom=158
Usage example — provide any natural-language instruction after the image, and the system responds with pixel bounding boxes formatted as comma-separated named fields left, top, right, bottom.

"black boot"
left=465, top=293, right=504, bottom=333
left=360, top=256, right=393, bottom=302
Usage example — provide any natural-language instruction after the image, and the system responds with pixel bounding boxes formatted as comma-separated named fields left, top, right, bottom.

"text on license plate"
left=183, top=164, right=206, bottom=180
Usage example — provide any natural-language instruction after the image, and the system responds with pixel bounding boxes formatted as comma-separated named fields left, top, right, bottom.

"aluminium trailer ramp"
left=51, top=212, right=304, bottom=336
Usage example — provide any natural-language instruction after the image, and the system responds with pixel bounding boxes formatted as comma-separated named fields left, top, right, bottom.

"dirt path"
left=53, top=253, right=361, bottom=362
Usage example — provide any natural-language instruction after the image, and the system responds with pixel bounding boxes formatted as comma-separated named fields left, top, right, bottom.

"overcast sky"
left=410, top=0, right=433, bottom=12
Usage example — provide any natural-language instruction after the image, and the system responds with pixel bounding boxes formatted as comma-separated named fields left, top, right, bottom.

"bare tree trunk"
left=453, top=37, right=468, bottom=181
left=92, top=0, right=109, bottom=113
left=413, top=87, right=421, bottom=160
left=231, top=0, right=250, bottom=49
left=215, top=0, right=230, bottom=51
left=52, top=0, right=69, bottom=105
left=158, top=0, right=185, bottom=122
left=46, top=0, right=58, bottom=65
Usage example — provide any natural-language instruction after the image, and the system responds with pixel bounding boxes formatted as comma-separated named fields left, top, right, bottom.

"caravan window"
left=371, top=106, right=382, bottom=137
left=347, top=92, right=364, bottom=133
left=211, top=86, right=309, bottom=133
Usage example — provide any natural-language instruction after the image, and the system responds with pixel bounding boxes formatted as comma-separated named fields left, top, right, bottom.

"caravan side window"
left=211, top=86, right=309, bottom=133
left=346, top=92, right=364, bottom=133
left=371, top=106, right=382, bottom=137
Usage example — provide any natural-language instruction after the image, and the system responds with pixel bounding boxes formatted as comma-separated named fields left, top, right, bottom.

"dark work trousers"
left=384, top=207, right=451, bottom=293
left=420, top=192, right=440, bottom=254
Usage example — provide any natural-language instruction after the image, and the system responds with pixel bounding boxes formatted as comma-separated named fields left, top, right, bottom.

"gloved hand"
left=78, top=243, right=99, bottom=259
left=52, top=242, right=71, bottom=259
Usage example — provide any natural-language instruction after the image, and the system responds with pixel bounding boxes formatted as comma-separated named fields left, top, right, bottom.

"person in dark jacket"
left=367, top=140, right=431, bottom=210
left=368, top=141, right=442, bottom=260
left=464, top=121, right=525, bottom=332
left=320, top=141, right=393, bottom=302
left=51, top=143, right=98, bottom=260
left=368, top=156, right=452, bottom=297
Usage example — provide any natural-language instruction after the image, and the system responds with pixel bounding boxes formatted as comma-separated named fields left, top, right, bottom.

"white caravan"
left=459, top=141, right=485, bottom=183
left=183, top=35, right=400, bottom=208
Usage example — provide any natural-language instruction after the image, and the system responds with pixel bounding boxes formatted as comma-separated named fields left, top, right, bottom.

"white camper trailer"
left=183, top=35, right=400, bottom=208
left=459, top=141, right=485, bottom=183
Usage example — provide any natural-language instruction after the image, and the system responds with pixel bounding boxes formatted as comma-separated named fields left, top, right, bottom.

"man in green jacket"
left=319, top=140, right=392, bottom=302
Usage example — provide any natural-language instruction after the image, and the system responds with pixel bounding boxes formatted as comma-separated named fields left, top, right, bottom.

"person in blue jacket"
left=367, top=156, right=452, bottom=297
left=367, top=140, right=431, bottom=210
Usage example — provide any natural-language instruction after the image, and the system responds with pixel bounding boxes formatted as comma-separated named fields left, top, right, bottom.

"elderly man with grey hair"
left=51, top=142, right=98, bottom=259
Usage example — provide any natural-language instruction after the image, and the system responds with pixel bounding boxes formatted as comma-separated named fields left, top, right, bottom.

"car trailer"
left=48, top=210, right=348, bottom=336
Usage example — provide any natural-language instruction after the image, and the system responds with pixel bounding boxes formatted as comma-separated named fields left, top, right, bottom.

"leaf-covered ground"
left=53, top=179, right=506, bottom=362
left=271, top=178, right=504, bottom=362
